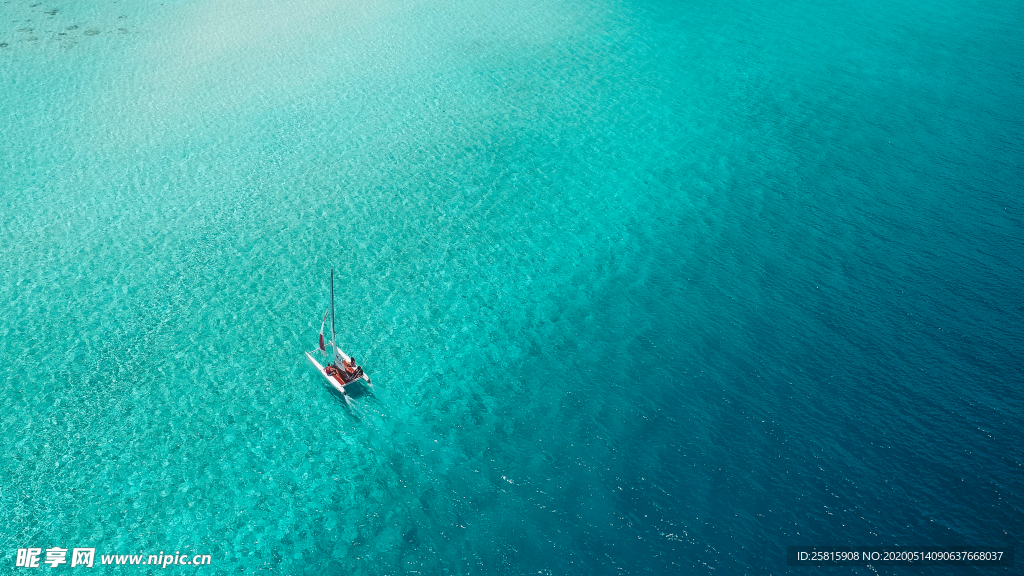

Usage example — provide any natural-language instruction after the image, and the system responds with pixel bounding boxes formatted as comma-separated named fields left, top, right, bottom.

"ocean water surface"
left=1, top=0, right=1021, bottom=573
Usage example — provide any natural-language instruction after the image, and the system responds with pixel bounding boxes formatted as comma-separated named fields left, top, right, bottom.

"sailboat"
left=305, top=268, right=372, bottom=395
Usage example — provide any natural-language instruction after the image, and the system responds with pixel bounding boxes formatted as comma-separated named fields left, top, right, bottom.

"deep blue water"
left=1, top=0, right=1021, bottom=574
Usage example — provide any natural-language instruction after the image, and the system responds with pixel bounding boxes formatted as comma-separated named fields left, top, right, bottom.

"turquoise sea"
left=2, top=0, right=1021, bottom=573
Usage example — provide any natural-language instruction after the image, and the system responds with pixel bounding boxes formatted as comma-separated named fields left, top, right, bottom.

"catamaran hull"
left=326, top=341, right=372, bottom=386
left=305, top=352, right=347, bottom=395
left=306, top=348, right=372, bottom=394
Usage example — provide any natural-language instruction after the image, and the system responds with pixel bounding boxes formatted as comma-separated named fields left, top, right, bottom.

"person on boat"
left=343, top=356, right=364, bottom=380
left=324, top=359, right=356, bottom=384
left=325, top=364, right=346, bottom=385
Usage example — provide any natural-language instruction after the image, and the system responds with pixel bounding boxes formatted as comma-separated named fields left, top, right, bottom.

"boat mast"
left=330, top=268, right=339, bottom=364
